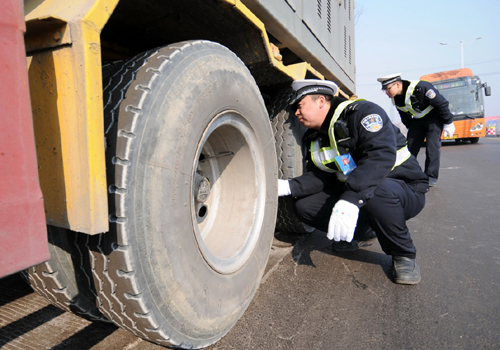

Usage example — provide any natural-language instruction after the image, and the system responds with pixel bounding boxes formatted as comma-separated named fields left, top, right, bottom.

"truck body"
left=420, top=68, right=491, bottom=143
left=0, top=0, right=356, bottom=347
left=0, top=0, right=49, bottom=278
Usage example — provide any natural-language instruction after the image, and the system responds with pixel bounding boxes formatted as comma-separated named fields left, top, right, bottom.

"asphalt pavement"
left=1, top=137, right=500, bottom=350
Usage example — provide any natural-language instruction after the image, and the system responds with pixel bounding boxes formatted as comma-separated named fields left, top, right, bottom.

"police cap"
left=290, top=79, right=338, bottom=105
left=377, top=73, right=402, bottom=90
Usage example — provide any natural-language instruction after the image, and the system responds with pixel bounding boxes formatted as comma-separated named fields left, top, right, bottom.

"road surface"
left=1, top=137, right=499, bottom=349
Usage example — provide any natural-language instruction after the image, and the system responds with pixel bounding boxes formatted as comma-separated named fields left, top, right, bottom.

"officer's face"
left=294, top=95, right=327, bottom=130
left=384, top=81, right=402, bottom=98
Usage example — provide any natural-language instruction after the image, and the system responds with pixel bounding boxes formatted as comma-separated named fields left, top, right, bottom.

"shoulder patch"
left=425, top=89, right=436, bottom=99
left=361, top=114, right=383, bottom=132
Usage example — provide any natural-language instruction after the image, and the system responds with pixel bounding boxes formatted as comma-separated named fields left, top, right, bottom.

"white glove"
left=278, top=179, right=291, bottom=197
left=443, top=122, right=455, bottom=138
left=327, top=200, right=359, bottom=242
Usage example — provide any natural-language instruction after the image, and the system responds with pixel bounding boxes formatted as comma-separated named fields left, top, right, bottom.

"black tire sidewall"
left=118, top=43, right=277, bottom=343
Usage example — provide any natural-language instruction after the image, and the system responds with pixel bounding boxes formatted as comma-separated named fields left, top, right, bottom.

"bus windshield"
left=432, top=76, right=484, bottom=120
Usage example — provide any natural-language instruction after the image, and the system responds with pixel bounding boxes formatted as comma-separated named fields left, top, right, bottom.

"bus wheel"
left=91, top=40, right=277, bottom=349
left=469, top=137, right=480, bottom=144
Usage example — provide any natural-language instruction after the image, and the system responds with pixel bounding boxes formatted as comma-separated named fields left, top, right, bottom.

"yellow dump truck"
left=0, top=0, right=355, bottom=347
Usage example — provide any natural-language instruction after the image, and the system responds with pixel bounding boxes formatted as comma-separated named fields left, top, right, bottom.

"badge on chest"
left=334, top=153, right=357, bottom=175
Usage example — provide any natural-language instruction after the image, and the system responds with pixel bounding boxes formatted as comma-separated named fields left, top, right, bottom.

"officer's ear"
left=318, top=95, right=325, bottom=105
left=318, top=95, right=330, bottom=108
left=395, top=81, right=403, bottom=93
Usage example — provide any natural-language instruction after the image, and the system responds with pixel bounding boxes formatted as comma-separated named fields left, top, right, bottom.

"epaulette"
left=344, top=100, right=364, bottom=115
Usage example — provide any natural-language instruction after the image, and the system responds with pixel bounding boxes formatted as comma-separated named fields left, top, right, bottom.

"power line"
left=357, top=71, right=500, bottom=87
left=478, top=71, right=500, bottom=77
left=358, top=58, right=500, bottom=77
left=470, top=58, right=500, bottom=65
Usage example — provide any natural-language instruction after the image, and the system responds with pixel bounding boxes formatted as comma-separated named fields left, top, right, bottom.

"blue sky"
left=354, top=0, right=500, bottom=122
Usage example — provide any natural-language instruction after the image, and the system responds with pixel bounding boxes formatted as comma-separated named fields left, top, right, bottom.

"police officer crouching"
left=278, top=79, right=429, bottom=284
left=377, top=73, right=455, bottom=187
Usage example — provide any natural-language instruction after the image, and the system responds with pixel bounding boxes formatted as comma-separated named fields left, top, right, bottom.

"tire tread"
left=269, top=89, right=309, bottom=234
left=26, top=228, right=106, bottom=322
left=92, top=40, right=235, bottom=348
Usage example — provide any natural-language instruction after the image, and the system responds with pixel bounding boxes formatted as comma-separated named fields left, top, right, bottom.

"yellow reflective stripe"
left=314, top=141, right=411, bottom=175
left=412, top=105, right=434, bottom=118
left=392, top=146, right=411, bottom=170
left=403, top=81, right=419, bottom=112
left=393, top=81, right=434, bottom=118
left=311, top=99, right=367, bottom=174
left=328, top=99, right=365, bottom=142
left=311, top=140, right=336, bottom=173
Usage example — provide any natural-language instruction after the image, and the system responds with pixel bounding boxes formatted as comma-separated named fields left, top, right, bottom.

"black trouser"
left=406, top=117, right=444, bottom=180
left=294, top=178, right=426, bottom=259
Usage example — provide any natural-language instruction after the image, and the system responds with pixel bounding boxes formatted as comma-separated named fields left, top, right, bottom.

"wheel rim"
left=192, top=110, right=265, bottom=274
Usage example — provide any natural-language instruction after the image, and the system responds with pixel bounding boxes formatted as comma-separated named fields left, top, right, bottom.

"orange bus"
left=420, top=68, right=491, bottom=143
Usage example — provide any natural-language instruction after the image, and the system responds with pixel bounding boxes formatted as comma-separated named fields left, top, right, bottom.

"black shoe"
left=429, top=178, right=437, bottom=187
left=332, top=229, right=377, bottom=252
left=392, top=256, right=421, bottom=285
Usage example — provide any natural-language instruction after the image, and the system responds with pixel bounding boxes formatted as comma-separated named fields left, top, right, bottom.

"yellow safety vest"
left=392, top=80, right=434, bottom=119
left=310, top=100, right=411, bottom=181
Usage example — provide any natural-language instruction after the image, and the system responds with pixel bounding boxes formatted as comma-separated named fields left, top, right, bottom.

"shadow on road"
left=286, top=230, right=393, bottom=280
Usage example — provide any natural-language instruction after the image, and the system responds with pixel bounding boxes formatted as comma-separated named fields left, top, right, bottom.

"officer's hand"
left=327, top=200, right=359, bottom=242
left=278, top=179, right=291, bottom=197
left=443, top=122, right=455, bottom=139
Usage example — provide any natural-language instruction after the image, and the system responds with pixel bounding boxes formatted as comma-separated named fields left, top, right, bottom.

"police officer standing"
left=377, top=73, right=455, bottom=187
left=278, top=79, right=429, bottom=284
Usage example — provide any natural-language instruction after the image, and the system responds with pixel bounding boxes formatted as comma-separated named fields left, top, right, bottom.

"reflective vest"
left=310, top=100, right=412, bottom=181
left=392, top=80, right=434, bottom=119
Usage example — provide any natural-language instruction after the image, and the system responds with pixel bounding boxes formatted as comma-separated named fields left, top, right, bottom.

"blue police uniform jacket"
left=394, top=80, right=454, bottom=129
left=289, top=98, right=429, bottom=208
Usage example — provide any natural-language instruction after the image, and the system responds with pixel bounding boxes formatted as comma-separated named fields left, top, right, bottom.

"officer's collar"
left=319, top=97, right=348, bottom=134
left=394, top=80, right=411, bottom=105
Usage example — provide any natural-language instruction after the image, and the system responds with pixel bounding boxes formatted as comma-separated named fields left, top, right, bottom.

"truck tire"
left=25, top=226, right=106, bottom=322
left=91, top=40, right=277, bottom=349
left=268, top=88, right=309, bottom=234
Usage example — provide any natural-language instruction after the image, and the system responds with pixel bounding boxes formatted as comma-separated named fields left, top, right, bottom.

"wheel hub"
left=194, top=174, right=211, bottom=203
left=191, top=111, right=266, bottom=274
